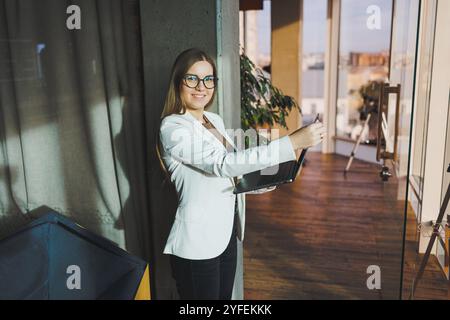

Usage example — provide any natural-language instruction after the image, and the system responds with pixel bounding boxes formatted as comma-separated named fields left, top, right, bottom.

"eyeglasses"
left=182, top=74, right=217, bottom=89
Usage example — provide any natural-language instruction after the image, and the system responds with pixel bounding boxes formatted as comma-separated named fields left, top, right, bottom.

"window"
left=301, top=0, right=327, bottom=129
left=335, top=0, right=393, bottom=143
left=239, top=0, right=271, bottom=70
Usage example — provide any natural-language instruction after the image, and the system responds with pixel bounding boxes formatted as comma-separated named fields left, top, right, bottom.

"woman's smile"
left=192, top=93, right=206, bottom=98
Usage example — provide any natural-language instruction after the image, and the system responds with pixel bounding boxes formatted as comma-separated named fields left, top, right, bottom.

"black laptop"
left=233, top=148, right=308, bottom=194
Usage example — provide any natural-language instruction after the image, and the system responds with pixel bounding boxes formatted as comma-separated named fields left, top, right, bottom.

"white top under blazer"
left=159, top=111, right=297, bottom=260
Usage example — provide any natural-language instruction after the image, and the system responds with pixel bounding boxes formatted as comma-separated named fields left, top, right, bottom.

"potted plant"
left=356, top=80, right=382, bottom=144
left=240, top=52, right=300, bottom=134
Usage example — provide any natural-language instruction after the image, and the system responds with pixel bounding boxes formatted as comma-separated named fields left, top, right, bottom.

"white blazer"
left=159, top=111, right=296, bottom=260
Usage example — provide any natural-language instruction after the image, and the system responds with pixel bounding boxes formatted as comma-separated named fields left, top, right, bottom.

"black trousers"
left=170, top=214, right=238, bottom=300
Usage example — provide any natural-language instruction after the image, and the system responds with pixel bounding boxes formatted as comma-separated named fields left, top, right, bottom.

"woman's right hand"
left=288, top=122, right=326, bottom=150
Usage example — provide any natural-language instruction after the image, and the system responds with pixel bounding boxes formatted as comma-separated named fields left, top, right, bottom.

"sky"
left=257, top=0, right=393, bottom=55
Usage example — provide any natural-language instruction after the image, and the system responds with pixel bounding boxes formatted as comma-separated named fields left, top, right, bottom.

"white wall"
left=418, top=0, right=450, bottom=260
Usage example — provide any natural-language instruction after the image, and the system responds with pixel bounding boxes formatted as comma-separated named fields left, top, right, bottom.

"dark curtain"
left=0, top=0, right=165, bottom=297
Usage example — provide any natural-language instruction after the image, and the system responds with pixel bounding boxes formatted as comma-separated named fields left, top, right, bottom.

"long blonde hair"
left=157, top=48, right=218, bottom=182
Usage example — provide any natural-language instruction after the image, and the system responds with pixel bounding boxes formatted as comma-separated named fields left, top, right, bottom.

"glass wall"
left=389, top=0, right=421, bottom=178
left=409, top=0, right=437, bottom=222
left=439, top=91, right=450, bottom=279
left=444, top=92, right=450, bottom=226
left=399, top=0, right=448, bottom=300
left=387, top=0, right=421, bottom=299
left=239, top=0, right=425, bottom=300
left=335, top=0, right=393, bottom=143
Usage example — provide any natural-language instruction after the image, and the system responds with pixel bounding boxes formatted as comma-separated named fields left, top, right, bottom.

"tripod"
left=410, top=164, right=450, bottom=299
left=344, top=103, right=377, bottom=174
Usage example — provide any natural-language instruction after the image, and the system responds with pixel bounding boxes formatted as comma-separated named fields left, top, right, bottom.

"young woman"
left=159, top=48, right=325, bottom=300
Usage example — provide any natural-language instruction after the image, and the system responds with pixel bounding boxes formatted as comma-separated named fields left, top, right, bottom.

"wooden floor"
left=243, top=153, right=448, bottom=300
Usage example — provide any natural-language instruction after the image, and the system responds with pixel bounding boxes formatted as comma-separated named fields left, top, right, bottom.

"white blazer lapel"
left=203, top=113, right=240, bottom=187
left=183, top=112, right=239, bottom=187
left=182, top=112, right=228, bottom=152
left=204, top=113, right=238, bottom=152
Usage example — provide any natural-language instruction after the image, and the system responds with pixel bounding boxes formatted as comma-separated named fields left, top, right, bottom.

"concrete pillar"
left=139, top=0, right=241, bottom=299
left=271, top=0, right=303, bottom=136
left=217, top=0, right=241, bottom=130
left=323, top=0, right=338, bottom=154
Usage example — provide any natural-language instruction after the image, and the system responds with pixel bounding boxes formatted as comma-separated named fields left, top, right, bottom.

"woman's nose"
left=195, top=81, right=206, bottom=90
